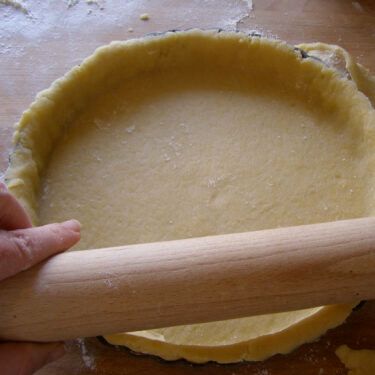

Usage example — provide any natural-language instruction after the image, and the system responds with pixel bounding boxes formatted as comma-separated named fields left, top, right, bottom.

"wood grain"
left=0, top=0, right=374, bottom=374
left=2, top=217, right=375, bottom=343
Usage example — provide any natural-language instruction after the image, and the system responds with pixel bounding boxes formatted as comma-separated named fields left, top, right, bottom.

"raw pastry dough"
left=336, top=345, right=375, bottom=375
left=5, top=30, right=375, bottom=363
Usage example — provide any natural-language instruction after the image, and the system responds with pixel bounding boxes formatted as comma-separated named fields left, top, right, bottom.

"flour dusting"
left=76, top=338, right=96, bottom=370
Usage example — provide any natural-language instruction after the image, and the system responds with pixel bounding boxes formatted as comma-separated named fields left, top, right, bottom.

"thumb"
left=0, top=342, right=65, bottom=375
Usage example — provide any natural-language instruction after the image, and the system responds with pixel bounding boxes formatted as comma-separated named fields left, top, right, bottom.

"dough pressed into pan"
left=5, top=30, right=375, bottom=363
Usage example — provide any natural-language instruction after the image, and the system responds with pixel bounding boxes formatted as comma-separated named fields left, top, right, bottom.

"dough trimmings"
left=5, top=30, right=375, bottom=363
left=336, top=345, right=375, bottom=375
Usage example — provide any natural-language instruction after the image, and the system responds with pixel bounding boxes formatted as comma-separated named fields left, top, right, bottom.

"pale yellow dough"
left=5, top=31, right=375, bottom=363
left=336, top=345, right=375, bottom=375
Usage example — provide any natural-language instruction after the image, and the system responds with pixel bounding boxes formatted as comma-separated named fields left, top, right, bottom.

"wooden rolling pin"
left=1, top=217, right=375, bottom=342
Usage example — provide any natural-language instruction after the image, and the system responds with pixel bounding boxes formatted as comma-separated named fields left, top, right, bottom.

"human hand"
left=0, top=182, right=81, bottom=374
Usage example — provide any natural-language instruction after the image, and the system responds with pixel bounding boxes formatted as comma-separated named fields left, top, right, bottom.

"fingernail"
left=49, top=343, right=66, bottom=362
left=61, top=219, right=81, bottom=233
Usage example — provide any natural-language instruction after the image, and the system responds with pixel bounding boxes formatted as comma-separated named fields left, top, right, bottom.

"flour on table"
left=76, top=338, right=96, bottom=370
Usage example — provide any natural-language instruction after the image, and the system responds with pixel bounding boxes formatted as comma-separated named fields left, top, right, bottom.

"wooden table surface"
left=1, top=0, right=375, bottom=374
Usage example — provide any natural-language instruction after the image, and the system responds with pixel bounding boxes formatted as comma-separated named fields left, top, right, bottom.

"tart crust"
left=5, top=30, right=375, bottom=363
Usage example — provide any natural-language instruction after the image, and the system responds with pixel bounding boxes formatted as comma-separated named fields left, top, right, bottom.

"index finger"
left=0, top=220, right=81, bottom=282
